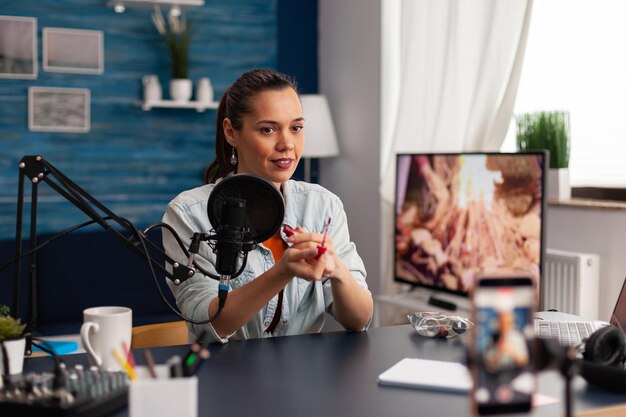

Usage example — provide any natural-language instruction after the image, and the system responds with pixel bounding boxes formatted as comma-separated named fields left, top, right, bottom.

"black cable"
left=31, top=338, right=60, bottom=357
left=144, top=222, right=248, bottom=280
left=144, top=222, right=214, bottom=278
left=0, top=218, right=109, bottom=275
left=122, top=219, right=225, bottom=325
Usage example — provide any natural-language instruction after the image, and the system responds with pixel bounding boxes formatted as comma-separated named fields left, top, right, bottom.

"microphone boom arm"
left=11, top=156, right=227, bottom=354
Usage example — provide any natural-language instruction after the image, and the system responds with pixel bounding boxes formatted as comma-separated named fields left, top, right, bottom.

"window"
left=501, top=0, right=626, bottom=189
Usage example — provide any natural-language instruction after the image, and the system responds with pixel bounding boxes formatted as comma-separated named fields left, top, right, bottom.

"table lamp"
left=300, top=94, right=340, bottom=183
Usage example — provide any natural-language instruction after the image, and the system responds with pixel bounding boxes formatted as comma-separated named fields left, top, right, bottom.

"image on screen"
left=394, top=153, right=545, bottom=295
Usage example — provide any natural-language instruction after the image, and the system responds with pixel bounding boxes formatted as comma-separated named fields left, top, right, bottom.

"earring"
left=230, top=147, right=237, bottom=165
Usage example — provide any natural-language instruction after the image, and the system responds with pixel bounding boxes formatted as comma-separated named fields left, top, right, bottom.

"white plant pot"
left=0, top=337, right=26, bottom=375
left=548, top=168, right=571, bottom=201
left=170, top=79, right=193, bottom=102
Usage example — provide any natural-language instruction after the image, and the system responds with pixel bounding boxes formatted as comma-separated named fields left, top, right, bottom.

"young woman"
left=163, top=68, right=373, bottom=343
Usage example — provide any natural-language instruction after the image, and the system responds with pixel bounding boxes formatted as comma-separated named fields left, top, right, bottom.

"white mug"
left=80, top=306, right=132, bottom=371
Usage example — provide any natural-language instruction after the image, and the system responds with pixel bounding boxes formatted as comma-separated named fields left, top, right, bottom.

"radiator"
left=542, top=249, right=600, bottom=319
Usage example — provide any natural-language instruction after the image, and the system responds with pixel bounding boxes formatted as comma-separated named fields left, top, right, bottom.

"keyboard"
left=534, top=319, right=607, bottom=346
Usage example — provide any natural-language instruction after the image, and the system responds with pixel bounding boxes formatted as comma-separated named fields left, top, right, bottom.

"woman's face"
left=224, top=87, right=304, bottom=188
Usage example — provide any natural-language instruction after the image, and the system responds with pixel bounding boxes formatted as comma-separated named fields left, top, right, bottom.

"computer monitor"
left=394, top=152, right=546, bottom=311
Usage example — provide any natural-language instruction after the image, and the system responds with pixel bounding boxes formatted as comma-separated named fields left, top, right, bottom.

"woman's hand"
left=280, top=225, right=373, bottom=332
left=278, top=227, right=336, bottom=281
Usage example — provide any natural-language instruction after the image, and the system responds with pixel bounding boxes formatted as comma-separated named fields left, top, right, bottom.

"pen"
left=183, top=344, right=211, bottom=376
left=122, top=341, right=136, bottom=370
left=142, top=349, right=158, bottom=379
left=112, top=349, right=137, bottom=381
left=168, top=355, right=183, bottom=378
left=182, top=331, right=209, bottom=376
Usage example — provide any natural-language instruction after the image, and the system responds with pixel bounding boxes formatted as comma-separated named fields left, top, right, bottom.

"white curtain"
left=378, top=0, right=533, bottom=295
left=380, top=0, right=533, bottom=203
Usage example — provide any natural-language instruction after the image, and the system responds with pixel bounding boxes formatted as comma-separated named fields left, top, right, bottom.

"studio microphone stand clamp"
left=12, top=156, right=203, bottom=355
left=187, top=229, right=256, bottom=313
left=559, top=346, right=580, bottom=417
left=536, top=338, right=580, bottom=417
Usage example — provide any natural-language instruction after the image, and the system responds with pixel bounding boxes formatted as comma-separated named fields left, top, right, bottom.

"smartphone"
left=470, top=274, right=536, bottom=415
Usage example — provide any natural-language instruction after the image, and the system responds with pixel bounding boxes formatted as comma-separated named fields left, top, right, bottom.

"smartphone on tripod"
left=470, top=273, right=536, bottom=415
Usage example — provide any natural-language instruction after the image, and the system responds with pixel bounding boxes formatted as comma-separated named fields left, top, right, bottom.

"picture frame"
left=43, top=28, right=104, bottom=74
left=0, top=15, right=37, bottom=79
left=29, top=87, right=91, bottom=133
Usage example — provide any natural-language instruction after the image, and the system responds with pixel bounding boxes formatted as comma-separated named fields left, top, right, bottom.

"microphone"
left=185, top=174, right=285, bottom=312
left=212, top=197, right=249, bottom=310
left=214, top=197, right=248, bottom=276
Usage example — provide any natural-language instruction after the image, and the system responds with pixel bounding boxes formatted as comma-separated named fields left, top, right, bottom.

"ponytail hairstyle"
left=204, top=68, right=298, bottom=184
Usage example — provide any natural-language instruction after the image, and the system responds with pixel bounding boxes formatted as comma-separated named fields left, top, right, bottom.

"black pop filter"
left=207, top=174, right=285, bottom=244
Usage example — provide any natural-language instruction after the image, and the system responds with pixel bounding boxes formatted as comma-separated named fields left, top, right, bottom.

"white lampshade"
left=300, top=95, right=340, bottom=158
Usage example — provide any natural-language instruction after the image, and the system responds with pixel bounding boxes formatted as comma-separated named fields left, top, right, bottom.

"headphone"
left=583, top=325, right=626, bottom=367
left=579, top=325, right=626, bottom=393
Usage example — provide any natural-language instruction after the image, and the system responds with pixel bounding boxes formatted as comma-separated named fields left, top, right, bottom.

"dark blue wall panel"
left=277, top=0, right=318, bottom=94
left=0, top=0, right=278, bottom=239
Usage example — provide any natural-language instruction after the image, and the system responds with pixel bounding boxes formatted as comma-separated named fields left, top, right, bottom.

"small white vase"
left=170, top=79, right=193, bottom=102
left=142, top=75, right=162, bottom=102
left=196, top=77, right=214, bottom=103
left=548, top=168, right=571, bottom=201
left=0, top=337, right=26, bottom=375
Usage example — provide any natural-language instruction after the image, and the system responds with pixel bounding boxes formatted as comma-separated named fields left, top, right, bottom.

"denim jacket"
left=162, top=179, right=369, bottom=344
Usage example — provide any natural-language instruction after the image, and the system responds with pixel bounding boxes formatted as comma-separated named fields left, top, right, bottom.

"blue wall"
left=0, top=0, right=281, bottom=239
left=278, top=0, right=318, bottom=94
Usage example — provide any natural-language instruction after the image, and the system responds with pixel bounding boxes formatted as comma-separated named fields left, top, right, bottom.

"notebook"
left=32, top=340, right=79, bottom=355
left=535, top=276, right=626, bottom=346
left=377, top=358, right=471, bottom=393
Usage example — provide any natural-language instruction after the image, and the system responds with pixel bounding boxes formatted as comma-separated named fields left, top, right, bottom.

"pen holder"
left=129, top=365, right=198, bottom=417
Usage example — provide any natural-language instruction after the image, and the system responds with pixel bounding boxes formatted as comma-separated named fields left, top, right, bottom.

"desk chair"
left=131, top=321, right=188, bottom=349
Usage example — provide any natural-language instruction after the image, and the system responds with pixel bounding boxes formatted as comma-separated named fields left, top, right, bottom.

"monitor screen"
left=394, top=152, right=546, bottom=301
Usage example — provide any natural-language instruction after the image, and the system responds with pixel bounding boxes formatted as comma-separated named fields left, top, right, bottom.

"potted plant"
left=0, top=305, right=27, bottom=375
left=152, top=6, right=193, bottom=102
left=516, top=111, right=570, bottom=200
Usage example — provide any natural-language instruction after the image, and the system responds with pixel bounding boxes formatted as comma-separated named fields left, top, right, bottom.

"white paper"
left=377, top=358, right=472, bottom=393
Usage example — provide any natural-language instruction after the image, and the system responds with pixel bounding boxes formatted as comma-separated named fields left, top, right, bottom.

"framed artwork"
left=0, top=16, right=37, bottom=79
left=29, top=87, right=91, bottom=133
left=43, top=28, right=104, bottom=74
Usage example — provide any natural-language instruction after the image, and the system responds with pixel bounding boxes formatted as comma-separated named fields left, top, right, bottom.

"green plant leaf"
left=0, top=316, right=26, bottom=342
left=155, top=14, right=193, bottom=79
left=516, top=111, right=570, bottom=169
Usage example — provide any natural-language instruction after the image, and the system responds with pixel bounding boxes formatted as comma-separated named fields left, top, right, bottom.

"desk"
left=22, top=325, right=626, bottom=417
